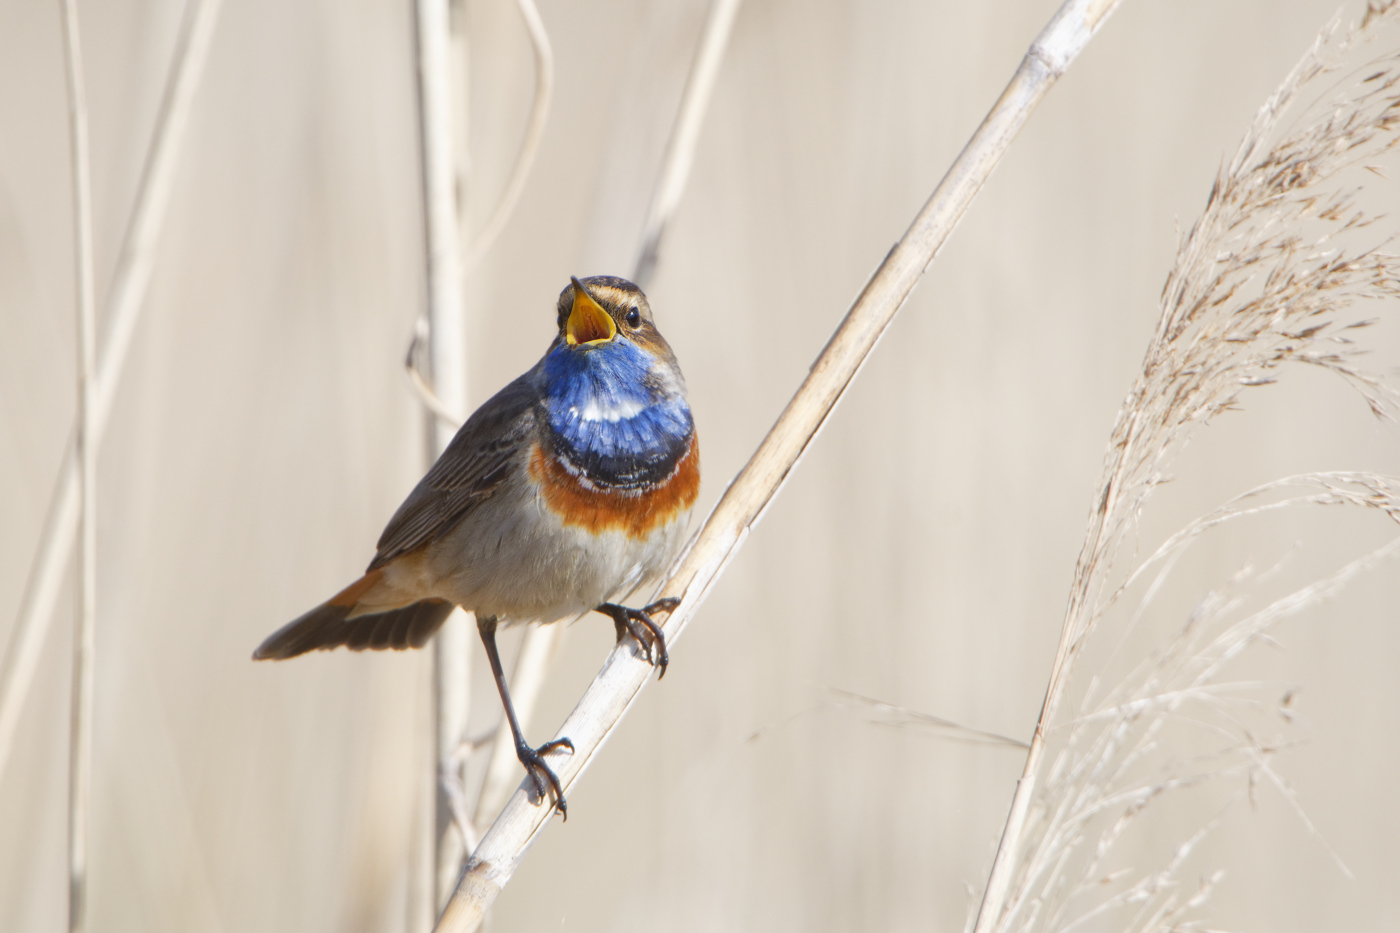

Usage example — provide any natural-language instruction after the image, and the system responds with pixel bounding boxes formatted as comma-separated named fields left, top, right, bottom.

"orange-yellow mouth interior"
left=566, top=281, right=618, bottom=346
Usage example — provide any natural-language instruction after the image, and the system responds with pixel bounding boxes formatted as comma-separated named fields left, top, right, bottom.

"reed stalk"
left=411, top=0, right=475, bottom=919
left=58, top=2, right=97, bottom=929
left=974, top=4, right=1400, bottom=928
left=433, top=1, right=1122, bottom=928
left=0, top=0, right=223, bottom=785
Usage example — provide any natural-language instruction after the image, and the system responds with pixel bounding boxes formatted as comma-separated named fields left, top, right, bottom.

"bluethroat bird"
left=254, top=275, right=699, bottom=817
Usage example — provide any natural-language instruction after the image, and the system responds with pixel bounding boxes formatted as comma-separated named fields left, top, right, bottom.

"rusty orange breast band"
left=528, top=435, right=700, bottom=539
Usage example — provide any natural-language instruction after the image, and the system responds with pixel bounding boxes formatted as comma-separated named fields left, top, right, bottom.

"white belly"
left=411, top=469, right=690, bottom=624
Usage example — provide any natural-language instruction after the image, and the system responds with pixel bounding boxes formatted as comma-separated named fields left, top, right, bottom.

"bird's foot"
left=517, top=736, right=574, bottom=819
left=599, top=599, right=679, bottom=677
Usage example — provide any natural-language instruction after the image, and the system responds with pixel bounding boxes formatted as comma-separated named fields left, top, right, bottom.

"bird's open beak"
left=566, top=277, right=617, bottom=347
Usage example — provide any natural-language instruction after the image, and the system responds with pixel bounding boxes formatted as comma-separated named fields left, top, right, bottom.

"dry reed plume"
left=975, top=4, right=1400, bottom=930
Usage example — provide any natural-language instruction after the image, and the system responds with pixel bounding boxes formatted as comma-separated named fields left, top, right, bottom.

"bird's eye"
left=625, top=307, right=641, bottom=328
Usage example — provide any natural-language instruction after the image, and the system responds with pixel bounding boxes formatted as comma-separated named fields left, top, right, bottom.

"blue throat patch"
left=542, top=339, right=693, bottom=489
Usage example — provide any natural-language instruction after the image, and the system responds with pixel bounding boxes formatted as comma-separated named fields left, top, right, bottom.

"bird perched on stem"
left=254, top=275, right=699, bottom=817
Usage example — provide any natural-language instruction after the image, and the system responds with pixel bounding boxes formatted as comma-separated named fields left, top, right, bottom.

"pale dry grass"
left=995, top=475, right=1400, bottom=932
left=975, top=4, right=1400, bottom=930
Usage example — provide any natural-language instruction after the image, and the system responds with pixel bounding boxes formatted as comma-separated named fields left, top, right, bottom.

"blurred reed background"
left=2, top=0, right=1398, bottom=931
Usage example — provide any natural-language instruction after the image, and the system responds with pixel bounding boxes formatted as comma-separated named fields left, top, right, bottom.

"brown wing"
left=368, top=366, right=542, bottom=571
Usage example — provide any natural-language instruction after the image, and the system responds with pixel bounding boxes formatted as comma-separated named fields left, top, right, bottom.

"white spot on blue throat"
left=543, top=338, right=692, bottom=482
left=577, top=395, right=647, bottom=422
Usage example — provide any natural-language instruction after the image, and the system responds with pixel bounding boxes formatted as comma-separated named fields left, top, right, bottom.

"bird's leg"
left=596, top=597, right=680, bottom=678
left=476, top=615, right=573, bottom=819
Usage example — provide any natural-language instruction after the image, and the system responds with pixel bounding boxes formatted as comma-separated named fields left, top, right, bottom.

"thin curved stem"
left=633, top=0, right=743, bottom=289
left=462, top=0, right=552, bottom=271
left=405, top=319, right=465, bottom=431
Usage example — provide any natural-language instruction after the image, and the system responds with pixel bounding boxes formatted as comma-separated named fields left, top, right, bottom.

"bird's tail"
left=253, top=571, right=455, bottom=660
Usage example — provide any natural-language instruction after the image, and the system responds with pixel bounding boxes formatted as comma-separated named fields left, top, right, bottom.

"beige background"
left=2, top=0, right=1398, bottom=931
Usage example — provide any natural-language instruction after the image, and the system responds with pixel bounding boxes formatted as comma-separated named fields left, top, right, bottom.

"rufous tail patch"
left=328, top=568, right=385, bottom=608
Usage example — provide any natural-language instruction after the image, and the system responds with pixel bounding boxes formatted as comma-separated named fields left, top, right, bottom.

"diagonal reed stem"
left=0, top=0, right=223, bottom=786
left=433, top=1, right=1122, bottom=929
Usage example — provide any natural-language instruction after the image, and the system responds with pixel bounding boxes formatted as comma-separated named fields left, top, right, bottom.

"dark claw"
left=631, top=609, right=669, bottom=677
left=598, top=601, right=676, bottom=678
left=639, top=599, right=680, bottom=676
left=516, top=737, right=574, bottom=819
